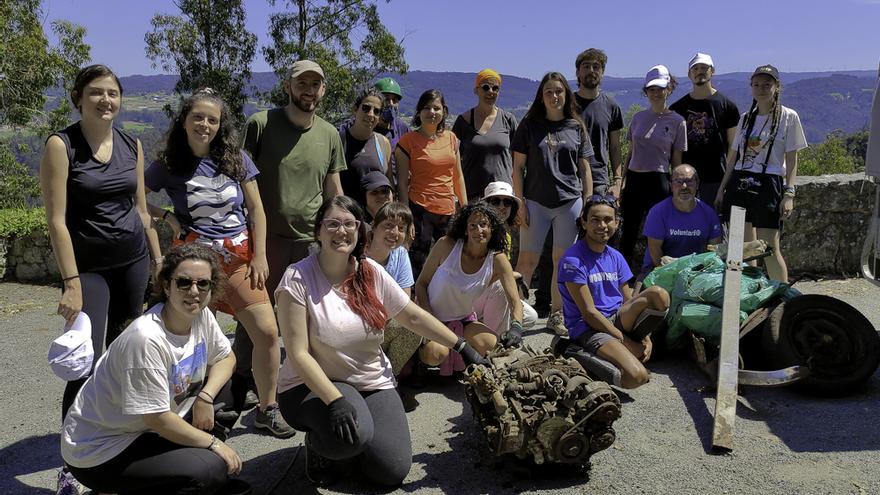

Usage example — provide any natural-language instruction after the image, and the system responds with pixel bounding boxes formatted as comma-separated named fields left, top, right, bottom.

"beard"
left=579, top=76, right=600, bottom=90
left=290, top=92, right=320, bottom=113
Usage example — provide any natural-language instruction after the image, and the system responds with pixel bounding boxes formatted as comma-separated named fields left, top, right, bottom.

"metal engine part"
left=463, top=344, right=621, bottom=468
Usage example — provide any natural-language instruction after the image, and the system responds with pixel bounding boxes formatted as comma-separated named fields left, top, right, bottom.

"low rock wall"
left=0, top=174, right=876, bottom=282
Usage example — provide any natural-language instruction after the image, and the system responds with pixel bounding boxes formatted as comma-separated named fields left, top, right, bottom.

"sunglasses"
left=174, top=277, right=213, bottom=292
left=321, top=219, right=361, bottom=232
left=486, top=197, right=515, bottom=207
left=360, top=104, right=381, bottom=115
left=585, top=194, right=618, bottom=207
left=480, top=84, right=500, bottom=92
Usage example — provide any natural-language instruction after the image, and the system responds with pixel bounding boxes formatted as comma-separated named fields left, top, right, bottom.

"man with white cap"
left=234, top=60, right=345, bottom=434
left=670, top=53, right=740, bottom=202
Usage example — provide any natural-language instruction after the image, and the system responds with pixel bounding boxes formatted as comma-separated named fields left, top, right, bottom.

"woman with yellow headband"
left=452, top=69, right=519, bottom=201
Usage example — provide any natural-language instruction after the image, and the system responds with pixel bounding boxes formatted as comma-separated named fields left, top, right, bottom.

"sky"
left=40, top=0, right=880, bottom=80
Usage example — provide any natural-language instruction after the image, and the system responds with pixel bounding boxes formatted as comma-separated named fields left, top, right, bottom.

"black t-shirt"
left=452, top=108, right=518, bottom=199
left=339, top=129, right=385, bottom=207
left=574, top=92, right=624, bottom=187
left=670, top=92, right=740, bottom=183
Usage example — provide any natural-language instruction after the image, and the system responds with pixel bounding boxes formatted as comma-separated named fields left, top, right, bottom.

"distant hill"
left=116, top=69, right=878, bottom=143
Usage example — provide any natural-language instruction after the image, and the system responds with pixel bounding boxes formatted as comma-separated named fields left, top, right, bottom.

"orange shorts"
left=174, top=231, right=271, bottom=316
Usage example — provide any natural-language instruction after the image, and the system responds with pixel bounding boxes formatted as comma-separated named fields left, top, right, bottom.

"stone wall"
left=0, top=174, right=876, bottom=282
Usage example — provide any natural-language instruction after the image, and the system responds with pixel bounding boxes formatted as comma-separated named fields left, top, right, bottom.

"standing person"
left=558, top=197, right=670, bottom=389
left=41, top=64, right=162, bottom=494
left=619, top=65, right=687, bottom=269
left=395, top=89, right=468, bottom=275
left=145, top=89, right=294, bottom=438
left=338, top=87, right=392, bottom=207
left=715, top=65, right=807, bottom=282
left=61, top=244, right=246, bottom=495
left=574, top=48, right=625, bottom=196
left=452, top=69, right=518, bottom=200
left=670, top=53, right=740, bottom=202
left=373, top=77, right=411, bottom=153
left=274, top=196, right=488, bottom=487
left=233, top=59, right=345, bottom=412
left=511, top=72, right=594, bottom=336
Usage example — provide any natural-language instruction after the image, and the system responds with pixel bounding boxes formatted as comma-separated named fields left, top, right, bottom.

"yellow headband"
left=475, top=69, right=502, bottom=88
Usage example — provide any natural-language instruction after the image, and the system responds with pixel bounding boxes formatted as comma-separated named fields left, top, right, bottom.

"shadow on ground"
left=0, top=434, right=62, bottom=494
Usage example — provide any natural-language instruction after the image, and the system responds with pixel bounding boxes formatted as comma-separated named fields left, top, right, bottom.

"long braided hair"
left=737, top=80, right=782, bottom=168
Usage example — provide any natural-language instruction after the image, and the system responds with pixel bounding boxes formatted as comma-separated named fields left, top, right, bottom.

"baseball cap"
left=689, top=53, right=714, bottom=69
left=361, top=171, right=392, bottom=192
left=752, top=64, right=780, bottom=82
left=482, top=181, right=522, bottom=209
left=644, top=65, right=671, bottom=88
left=48, top=312, right=94, bottom=381
left=288, top=60, right=325, bottom=80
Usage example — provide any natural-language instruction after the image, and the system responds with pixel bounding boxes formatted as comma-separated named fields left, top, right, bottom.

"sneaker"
left=56, top=468, right=86, bottom=495
left=304, top=435, right=337, bottom=487
left=547, top=310, right=568, bottom=336
left=242, top=390, right=259, bottom=411
left=254, top=404, right=296, bottom=438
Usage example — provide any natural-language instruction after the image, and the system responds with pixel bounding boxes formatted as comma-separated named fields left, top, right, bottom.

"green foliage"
left=798, top=130, right=860, bottom=176
left=0, top=207, right=46, bottom=237
left=145, top=0, right=257, bottom=122
left=262, top=0, right=408, bottom=123
left=0, top=143, right=40, bottom=209
left=620, top=103, right=643, bottom=161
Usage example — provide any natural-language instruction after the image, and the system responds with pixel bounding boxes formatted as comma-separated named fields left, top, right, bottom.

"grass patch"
left=121, top=121, right=153, bottom=132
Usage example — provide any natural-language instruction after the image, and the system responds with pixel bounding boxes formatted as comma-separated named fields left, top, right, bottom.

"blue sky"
left=42, top=0, right=880, bottom=80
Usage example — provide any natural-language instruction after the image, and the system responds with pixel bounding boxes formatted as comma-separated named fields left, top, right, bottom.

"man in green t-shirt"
left=233, top=60, right=346, bottom=434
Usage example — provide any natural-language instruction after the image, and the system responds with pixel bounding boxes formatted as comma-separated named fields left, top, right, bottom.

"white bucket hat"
left=48, top=312, right=94, bottom=381
left=482, top=181, right=522, bottom=209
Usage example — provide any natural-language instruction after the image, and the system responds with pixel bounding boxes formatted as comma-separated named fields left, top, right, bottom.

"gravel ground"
left=1, top=278, right=878, bottom=495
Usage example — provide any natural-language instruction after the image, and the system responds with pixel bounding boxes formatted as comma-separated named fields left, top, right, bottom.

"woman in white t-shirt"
left=715, top=64, right=808, bottom=282
left=61, top=243, right=246, bottom=494
left=274, top=196, right=488, bottom=487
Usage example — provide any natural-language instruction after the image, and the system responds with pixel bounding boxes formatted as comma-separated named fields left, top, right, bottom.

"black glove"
left=500, top=320, right=523, bottom=348
left=328, top=397, right=358, bottom=444
left=454, top=337, right=490, bottom=367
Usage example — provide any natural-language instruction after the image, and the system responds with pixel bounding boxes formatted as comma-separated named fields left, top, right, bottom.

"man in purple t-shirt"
left=642, top=164, right=722, bottom=273
left=557, top=197, right=670, bottom=389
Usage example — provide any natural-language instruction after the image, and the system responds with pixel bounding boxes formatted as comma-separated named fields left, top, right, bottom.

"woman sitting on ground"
left=416, top=202, right=526, bottom=376
left=145, top=88, right=293, bottom=438
left=274, top=196, right=488, bottom=487
left=61, top=243, right=245, bottom=494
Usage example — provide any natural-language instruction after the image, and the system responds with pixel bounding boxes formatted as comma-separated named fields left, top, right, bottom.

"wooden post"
left=712, top=206, right=745, bottom=451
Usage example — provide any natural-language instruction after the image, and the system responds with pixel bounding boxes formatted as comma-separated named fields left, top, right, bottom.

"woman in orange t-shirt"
left=395, top=89, right=467, bottom=275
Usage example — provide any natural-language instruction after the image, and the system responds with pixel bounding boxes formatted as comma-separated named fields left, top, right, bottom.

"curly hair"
left=150, top=243, right=226, bottom=306
left=411, top=89, right=449, bottom=132
left=575, top=48, right=608, bottom=71
left=159, top=88, right=245, bottom=181
left=313, top=196, right=389, bottom=330
left=446, top=202, right=508, bottom=253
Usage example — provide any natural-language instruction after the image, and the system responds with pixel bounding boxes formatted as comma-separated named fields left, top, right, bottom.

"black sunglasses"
left=360, top=104, right=381, bottom=115
left=480, top=84, right=500, bottom=92
left=486, top=197, right=514, bottom=207
left=585, top=194, right=618, bottom=207
left=174, top=277, right=213, bottom=292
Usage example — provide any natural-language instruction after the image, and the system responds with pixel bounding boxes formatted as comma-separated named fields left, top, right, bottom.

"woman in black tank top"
left=338, top=87, right=392, bottom=207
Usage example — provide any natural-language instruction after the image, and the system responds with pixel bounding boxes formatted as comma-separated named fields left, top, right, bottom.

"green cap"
left=374, top=77, right=402, bottom=98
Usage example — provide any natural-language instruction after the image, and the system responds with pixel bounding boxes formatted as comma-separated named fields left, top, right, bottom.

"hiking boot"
left=254, top=404, right=296, bottom=438
left=305, top=435, right=337, bottom=487
left=56, top=468, right=86, bottom=495
left=242, top=390, right=259, bottom=411
left=547, top=310, right=568, bottom=336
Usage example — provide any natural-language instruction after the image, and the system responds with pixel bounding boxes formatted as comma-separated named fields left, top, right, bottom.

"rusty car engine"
left=463, top=344, right=621, bottom=468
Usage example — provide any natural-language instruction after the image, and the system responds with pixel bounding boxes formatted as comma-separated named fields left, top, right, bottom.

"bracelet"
left=453, top=337, right=467, bottom=353
left=62, top=274, right=80, bottom=282
left=162, top=210, right=171, bottom=220
left=197, top=390, right=214, bottom=403
left=783, top=191, right=796, bottom=198
left=207, top=435, right=219, bottom=451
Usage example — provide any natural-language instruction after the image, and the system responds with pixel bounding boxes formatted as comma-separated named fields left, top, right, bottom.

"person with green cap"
left=373, top=77, right=411, bottom=157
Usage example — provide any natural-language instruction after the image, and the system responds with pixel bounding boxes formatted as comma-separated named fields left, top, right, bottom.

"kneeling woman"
left=416, top=202, right=525, bottom=376
left=61, top=244, right=243, bottom=494
left=275, top=196, right=488, bottom=487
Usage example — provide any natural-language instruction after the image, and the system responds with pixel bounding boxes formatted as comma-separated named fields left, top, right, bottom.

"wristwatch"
left=783, top=185, right=796, bottom=197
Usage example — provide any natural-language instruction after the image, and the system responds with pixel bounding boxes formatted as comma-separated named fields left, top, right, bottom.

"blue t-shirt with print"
left=146, top=151, right=259, bottom=239
left=642, top=197, right=722, bottom=269
left=382, top=246, right=414, bottom=289
left=557, top=242, right=633, bottom=339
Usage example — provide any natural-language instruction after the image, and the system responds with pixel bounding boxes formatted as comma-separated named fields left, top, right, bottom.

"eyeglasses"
left=486, top=197, right=514, bottom=207
left=174, top=277, right=213, bottom=292
left=480, top=84, right=500, bottom=93
left=360, top=104, right=381, bottom=115
left=320, top=219, right=361, bottom=232
left=671, top=178, right=698, bottom=187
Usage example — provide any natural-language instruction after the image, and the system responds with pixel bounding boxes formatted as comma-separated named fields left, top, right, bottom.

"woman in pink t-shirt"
left=274, top=196, right=487, bottom=487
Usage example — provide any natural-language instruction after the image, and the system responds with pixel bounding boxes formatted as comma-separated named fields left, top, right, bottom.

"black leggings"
left=278, top=382, right=412, bottom=486
left=619, top=171, right=670, bottom=267
left=62, top=256, right=150, bottom=419
left=67, top=433, right=227, bottom=495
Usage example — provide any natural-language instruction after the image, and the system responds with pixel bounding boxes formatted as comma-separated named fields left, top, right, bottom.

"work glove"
left=328, top=397, right=359, bottom=445
left=454, top=337, right=490, bottom=367
left=500, top=320, right=523, bottom=348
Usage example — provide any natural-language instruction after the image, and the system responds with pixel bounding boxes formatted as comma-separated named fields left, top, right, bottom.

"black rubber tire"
left=762, top=294, right=880, bottom=395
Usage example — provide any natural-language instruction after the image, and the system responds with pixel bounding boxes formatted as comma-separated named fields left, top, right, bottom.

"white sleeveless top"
left=427, top=239, right=495, bottom=322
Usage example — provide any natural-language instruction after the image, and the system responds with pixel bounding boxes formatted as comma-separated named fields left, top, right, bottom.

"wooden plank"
left=711, top=206, right=745, bottom=452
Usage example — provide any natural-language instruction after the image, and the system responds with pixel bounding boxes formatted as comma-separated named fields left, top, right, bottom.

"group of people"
left=43, top=44, right=807, bottom=494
